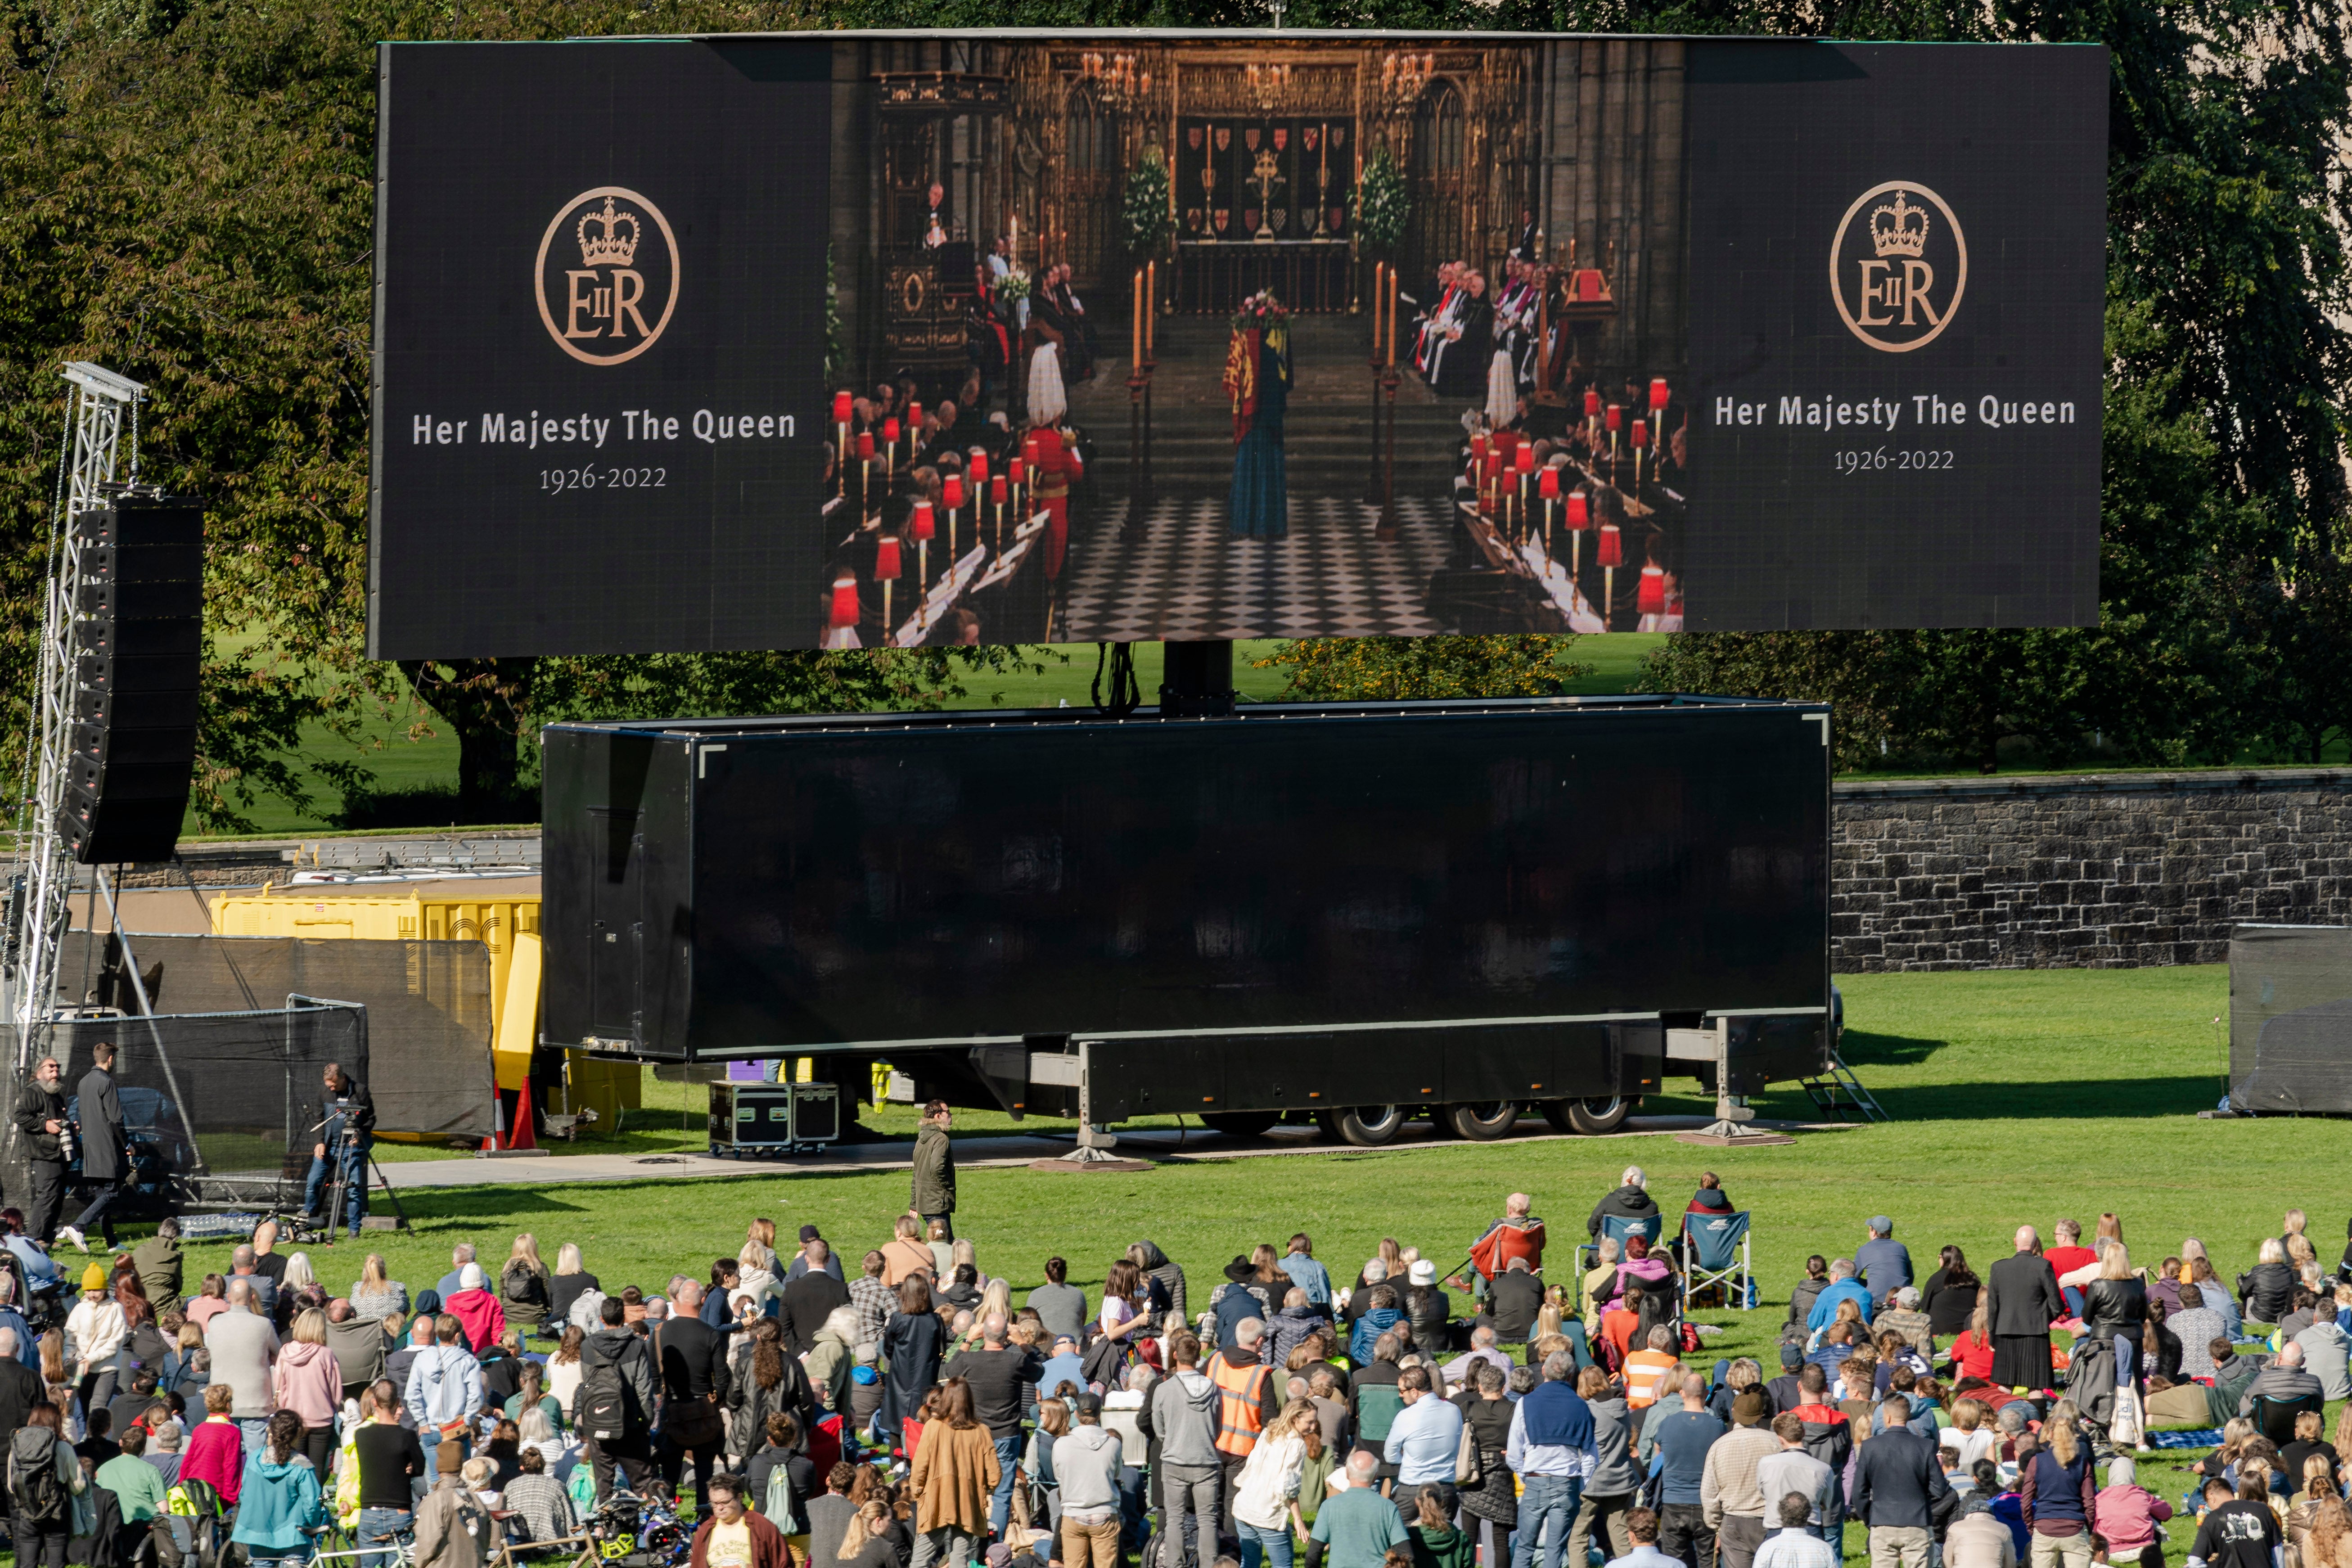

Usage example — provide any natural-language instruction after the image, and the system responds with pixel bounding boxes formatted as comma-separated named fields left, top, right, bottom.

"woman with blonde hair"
left=836, top=1498, right=898, bottom=1568
left=2085, top=1242, right=2149, bottom=1393
left=1023, top=1397, right=1070, bottom=1533
left=1230, top=1398, right=1317, bottom=1568
left=348, top=1253, right=406, bottom=1321
left=2307, top=1496, right=2352, bottom=1568
left=496, top=1233, right=551, bottom=1334
left=2248, top=1239, right=2299, bottom=1328
left=977, top=1278, right=1012, bottom=1325
left=734, top=1241, right=782, bottom=1318
left=2024, top=1398, right=2095, bottom=1563
left=746, top=1218, right=779, bottom=1275
left=274, top=1308, right=341, bottom=1475
left=546, top=1325, right=586, bottom=1415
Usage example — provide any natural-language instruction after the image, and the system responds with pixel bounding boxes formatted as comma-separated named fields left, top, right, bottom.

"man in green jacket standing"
left=911, top=1101, right=956, bottom=1241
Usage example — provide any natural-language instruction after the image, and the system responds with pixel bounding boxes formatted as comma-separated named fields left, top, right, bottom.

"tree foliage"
left=1640, top=0, right=2351, bottom=771
left=1259, top=635, right=1586, bottom=700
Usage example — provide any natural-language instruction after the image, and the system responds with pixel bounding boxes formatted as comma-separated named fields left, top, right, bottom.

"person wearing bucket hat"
left=1404, top=1262, right=1451, bottom=1354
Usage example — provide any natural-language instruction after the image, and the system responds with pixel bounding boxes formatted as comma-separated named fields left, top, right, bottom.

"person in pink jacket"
left=2094, top=1456, right=2173, bottom=1568
left=180, top=1385, right=247, bottom=1504
left=445, top=1264, right=507, bottom=1354
left=273, top=1309, right=344, bottom=1478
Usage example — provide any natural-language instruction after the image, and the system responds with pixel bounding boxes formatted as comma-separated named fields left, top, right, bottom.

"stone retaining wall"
left=1833, top=769, right=2352, bottom=972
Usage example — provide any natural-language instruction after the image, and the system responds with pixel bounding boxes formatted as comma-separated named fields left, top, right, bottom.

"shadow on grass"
left=1836, top=1030, right=1949, bottom=1069
left=1749, top=1073, right=2224, bottom=1122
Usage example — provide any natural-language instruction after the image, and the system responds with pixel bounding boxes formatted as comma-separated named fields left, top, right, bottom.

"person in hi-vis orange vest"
left=1209, top=1319, right=1284, bottom=1520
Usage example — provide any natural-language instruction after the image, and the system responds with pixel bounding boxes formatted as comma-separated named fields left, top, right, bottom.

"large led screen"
left=369, top=33, right=2107, bottom=658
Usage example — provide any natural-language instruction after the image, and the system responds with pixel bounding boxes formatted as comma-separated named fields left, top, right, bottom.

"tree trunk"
left=397, top=658, right=537, bottom=819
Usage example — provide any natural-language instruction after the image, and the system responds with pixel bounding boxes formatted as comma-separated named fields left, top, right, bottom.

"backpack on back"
left=9, top=1426, right=63, bottom=1523
left=762, top=1460, right=805, bottom=1532
left=579, top=1348, right=635, bottom=1442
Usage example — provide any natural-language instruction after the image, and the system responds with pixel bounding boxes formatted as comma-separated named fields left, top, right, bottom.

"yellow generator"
left=208, top=884, right=640, bottom=1135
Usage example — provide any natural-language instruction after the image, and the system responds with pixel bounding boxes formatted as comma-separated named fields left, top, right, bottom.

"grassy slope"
left=139, top=965, right=2336, bottom=1563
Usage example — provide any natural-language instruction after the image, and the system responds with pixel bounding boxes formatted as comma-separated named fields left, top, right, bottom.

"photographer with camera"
left=303, top=1063, right=376, bottom=1240
left=65, top=1042, right=128, bottom=1252
left=10, top=1058, right=70, bottom=1253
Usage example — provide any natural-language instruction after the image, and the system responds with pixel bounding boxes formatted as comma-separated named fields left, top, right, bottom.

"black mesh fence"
left=2229, top=924, right=2352, bottom=1114
left=54, top=931, right=496, bottom=1138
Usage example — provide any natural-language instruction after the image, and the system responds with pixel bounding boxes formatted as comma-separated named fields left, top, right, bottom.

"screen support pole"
left=1160, top=640, right=1235, bottom=718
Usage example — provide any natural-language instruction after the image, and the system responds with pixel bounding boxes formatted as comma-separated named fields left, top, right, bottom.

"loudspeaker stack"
left=59, top=494, right=203, bottom=865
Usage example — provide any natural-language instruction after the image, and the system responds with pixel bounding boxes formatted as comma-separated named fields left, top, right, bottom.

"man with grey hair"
left=1445, top=1324, right=1515, bottom=1386
left=2238, top=1338, right=2324, bottom=1416
left=1508, top=1350, right=1596, bottom=1568
left=207, top=1277, right=280, bottom=1455
left=1305, top=1449, right=1409, bottom=1568
left=12, top=1056, right=69, bottom=1249
left=1871, top=1288, right=1934, bottom=1357
left=1805, top=1260, right=1872, bottom=1334
left=1588, top=1166, right=1661, bottom=1240
left=435, top=1243, right=477, bottom=1300
left=944, top=1310, right=1041, bottom=1537
left=1212, top=1317, right=1281, bottom=1521
left=227, top=1243, right=279, bottom=1322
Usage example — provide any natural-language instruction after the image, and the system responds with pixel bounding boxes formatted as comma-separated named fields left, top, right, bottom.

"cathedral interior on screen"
left=815, top=36, right=1691, bottom=651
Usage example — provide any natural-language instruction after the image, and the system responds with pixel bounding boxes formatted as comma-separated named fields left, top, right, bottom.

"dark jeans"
left=589, top=1431, right=658, bottom=1502
left=12, top=1518, right=68, bottom=1568
left=25, top=1160, right=64, bottom=1250
left=1659, top=1503, right=1715, bottom=1568
left=658, top=1431, right=720, bottom=1514
left=304, top=1137, right=370, bottom=1235
left=71, top=1177, right=122, bottom=1248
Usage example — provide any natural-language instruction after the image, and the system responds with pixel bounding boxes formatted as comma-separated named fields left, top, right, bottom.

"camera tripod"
left=289, top=1113, right=410, bottom=1244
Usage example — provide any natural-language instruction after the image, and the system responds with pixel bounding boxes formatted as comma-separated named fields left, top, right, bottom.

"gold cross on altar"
left=1250, top=149, right=1285, bottom=241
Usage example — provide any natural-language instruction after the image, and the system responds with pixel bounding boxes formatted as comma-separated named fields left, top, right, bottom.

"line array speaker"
left=57, top=495, right=203, bottom=865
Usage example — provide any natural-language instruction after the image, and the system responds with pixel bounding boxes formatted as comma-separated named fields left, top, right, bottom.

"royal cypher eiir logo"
left=1829, top=182, right=1967, bottom=354
left=534, top=187, right=680, bottom=366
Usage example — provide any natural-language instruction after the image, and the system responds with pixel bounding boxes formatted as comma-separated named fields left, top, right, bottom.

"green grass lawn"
left=116, top=964, right=2338, bottom=1563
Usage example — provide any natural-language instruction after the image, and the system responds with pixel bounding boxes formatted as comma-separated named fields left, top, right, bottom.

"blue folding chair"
left=1679, top=1210, right=1754, bottom=1311
left=1577, top=1210, right=1666, bottom=1277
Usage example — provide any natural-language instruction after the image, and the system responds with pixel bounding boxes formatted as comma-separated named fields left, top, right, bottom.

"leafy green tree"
left=1259, top=635, right=1586, bottom=699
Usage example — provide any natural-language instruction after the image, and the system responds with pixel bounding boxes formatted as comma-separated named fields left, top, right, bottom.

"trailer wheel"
left=1563, top=1095, right=1632, bottom=1135
left=1319, top=1106, right=1406, bottom=1147
left=1199, top=1112, right=1280, bottom=1140
left=1445, top=1102, right=1522, bottom=1141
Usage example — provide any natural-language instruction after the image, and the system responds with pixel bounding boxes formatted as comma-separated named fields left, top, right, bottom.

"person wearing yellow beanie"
left=66, top=1259, right=126, bottom=1410
left=80, top=1263, right=105, bottom=1293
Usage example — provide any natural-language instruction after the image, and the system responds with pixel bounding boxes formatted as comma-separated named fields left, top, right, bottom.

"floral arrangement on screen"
left=1230, top=289, right=1291, bottom=333
left=994, top=266, right=1032, bottom=304
left=1354, top=146, right=1409, bottom=255
left=1122, top=143, right=1176, bottom=255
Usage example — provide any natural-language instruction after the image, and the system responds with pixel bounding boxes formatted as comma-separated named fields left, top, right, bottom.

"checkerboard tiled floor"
left=1062, top=493, right=1452, bottom=641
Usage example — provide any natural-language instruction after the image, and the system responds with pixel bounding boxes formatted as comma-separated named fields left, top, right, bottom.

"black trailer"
left=539, top=694, right=1834, bottom=1143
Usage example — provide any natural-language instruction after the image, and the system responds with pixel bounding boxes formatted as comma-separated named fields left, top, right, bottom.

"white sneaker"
left=55, top=1226, right=86, bottom=1253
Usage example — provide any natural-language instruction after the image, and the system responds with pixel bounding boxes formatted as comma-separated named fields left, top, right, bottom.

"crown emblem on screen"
left=576, top=197, right=642, bottom=268
left=1869, top=192, right=1929, bottom=258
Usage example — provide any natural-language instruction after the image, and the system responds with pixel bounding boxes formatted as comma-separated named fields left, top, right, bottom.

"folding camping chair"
left=1678, top=1211, right=1754, bottom=1311
left=1576, top=1211, right=1666, bottom=1277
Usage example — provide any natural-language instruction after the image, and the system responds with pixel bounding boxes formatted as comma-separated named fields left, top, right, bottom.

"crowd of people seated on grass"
left=8, top=1135, right=2352, bottom=1568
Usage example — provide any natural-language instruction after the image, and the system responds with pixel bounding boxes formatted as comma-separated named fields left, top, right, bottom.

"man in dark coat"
left=653, top=1284, right=734, bottom=1517
left=1985, top=1226, right=2065, bottom=1391
left=1847, top=1396, right=1951, bottom=1563
left=66, top=1042, right=128, bottom=1251
left=1586, top=1165, right=1663, bottom=1239
left=779, top=1243, right=851, bottom=1356
left=910, top=1101, right=956, bottom=1240
left=305, top=1061, right=377, bottom=1239
left=12, top=1057, right=69, bottom=1250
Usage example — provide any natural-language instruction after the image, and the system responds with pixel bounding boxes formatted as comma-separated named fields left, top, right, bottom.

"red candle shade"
left=1565, top=492, right=1591, bottom=530
left=1631, top=419, right=1649, bottom=450
left=1009, top=456, right=1027, bottom=486
left=942, top=474, right=965, bottom=509
left=908, top=401, right=924, bottom=430
left=829, top=573, right=860, bottom=627
left=991, top=475, right=1009, bottom=504
left=1515, top=446, right=1535, bottom=475
left=874, top=536, right=902, bottom=581
left=910, top=501, right=936, bottom=541
left=1649, top=378, right=1670, bottom=412
left=1023, top=433, right=1041, bottom=465
left=1496, top=429, right=1521, bottom=457
left=1539, top=467, right=1560, bottom=500
left=1605, top=406, right=1623, bottom=433
left=856, top=432, right=874, bottom=460
left=969, top=451, right=989, bottom=483
left=883, top=418, right=900, bottom=444
left=833, top=391, right=852, bottom=424
left=1471, top=434, right=1489, bottom=462
left=1596, top=524, right=1623, bottom=568
left=1637, top=563, right=1667, bottom=615
left=1584, top=389, right=1602, bottom=417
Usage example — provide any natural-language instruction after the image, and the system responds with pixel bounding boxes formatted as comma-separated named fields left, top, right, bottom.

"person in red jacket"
left=1468, top=1194, right=1546, bottom=1303
left=687, top=1473, right=793, bottom=1568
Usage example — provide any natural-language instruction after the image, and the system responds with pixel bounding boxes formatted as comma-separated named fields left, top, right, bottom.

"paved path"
left=369, top=1113, right=1852, bottom=1194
